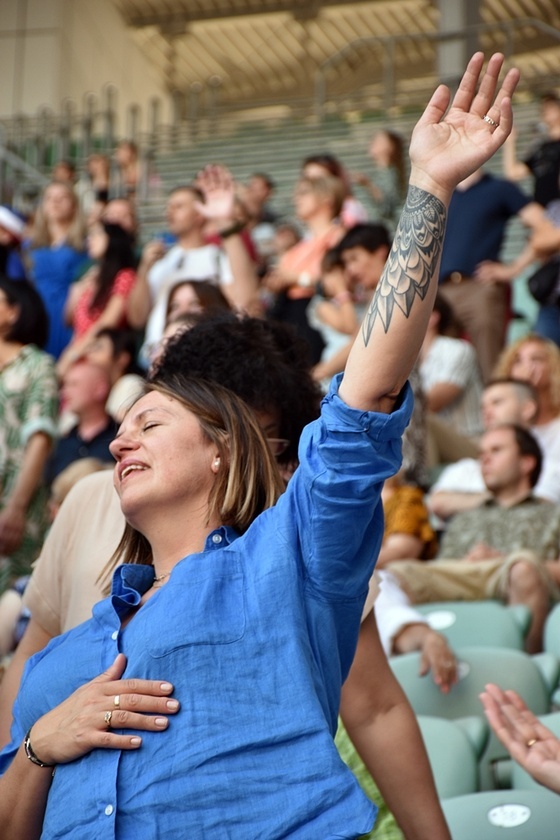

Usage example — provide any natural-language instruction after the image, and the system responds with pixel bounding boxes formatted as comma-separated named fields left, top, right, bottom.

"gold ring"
left=104, top=710, right=113, bottom=729
left=114, top=695, right=120, bottom=709
left=483, top=114, right=498, bottom=127
left=527, top=738, right=538, bottom=747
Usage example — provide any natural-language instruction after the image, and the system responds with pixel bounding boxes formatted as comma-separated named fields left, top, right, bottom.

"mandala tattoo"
left=361, top=186, right=447, bottom=345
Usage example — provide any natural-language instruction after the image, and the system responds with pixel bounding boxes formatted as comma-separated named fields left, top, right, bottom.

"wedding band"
left=483, top=114, right=498, bottom=127
left=527, top=738, right=538, bottom=747
left=104, top=710, right=113, bottom=729
left=114, top=695, right=120, bottom=709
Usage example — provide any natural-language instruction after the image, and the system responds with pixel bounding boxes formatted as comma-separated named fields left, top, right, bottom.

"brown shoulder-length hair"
left=493, top=333, right=560, bottom=414
left=29, top=181, right=86, bottom=250
left=99, top=374, right=284, bottom=592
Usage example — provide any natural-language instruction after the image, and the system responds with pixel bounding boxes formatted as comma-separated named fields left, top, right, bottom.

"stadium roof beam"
left=121, top=1, right=377, bottom=29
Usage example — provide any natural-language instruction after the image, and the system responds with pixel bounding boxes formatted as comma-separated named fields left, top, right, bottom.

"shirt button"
left=105, top=804, right=114, bottom=816
left=111, top=630, right=118, bottom=641
left=212, top=534, right=222, bottom=544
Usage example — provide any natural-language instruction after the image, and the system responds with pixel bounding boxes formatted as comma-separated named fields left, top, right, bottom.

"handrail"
left=0, top=15, right=558, bottom=194
left=315, top=18, right=560, bottom=118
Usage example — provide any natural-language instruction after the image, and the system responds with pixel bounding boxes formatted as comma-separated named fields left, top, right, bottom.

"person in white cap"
left=0, top=207, right=26, bottom=281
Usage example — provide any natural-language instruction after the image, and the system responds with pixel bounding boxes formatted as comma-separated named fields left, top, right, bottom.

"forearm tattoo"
left=361, top=186, right=447, bottom=346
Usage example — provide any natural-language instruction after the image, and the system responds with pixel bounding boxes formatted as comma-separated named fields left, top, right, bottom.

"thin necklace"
left=153, top=571, right=171, bottom=588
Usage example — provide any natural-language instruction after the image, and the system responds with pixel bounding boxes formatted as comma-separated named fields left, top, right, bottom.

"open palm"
left=409, top=53, right=520, bottom=200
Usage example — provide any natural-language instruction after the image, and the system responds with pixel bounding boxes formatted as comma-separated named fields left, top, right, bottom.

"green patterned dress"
left=0, top=345, right=59, bottom=593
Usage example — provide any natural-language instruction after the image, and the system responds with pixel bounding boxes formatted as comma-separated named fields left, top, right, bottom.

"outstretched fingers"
left=467, top=52, right=506, bottom=117
left=414, top=84, right=452, bottom=130
left=449, top=52, right=487, bottom=114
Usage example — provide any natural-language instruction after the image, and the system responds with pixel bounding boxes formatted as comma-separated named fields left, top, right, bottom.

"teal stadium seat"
left=416, top=601, right=531, bottom=650
left=390, top=646, right=559, bottom=789
left=441, top=789, right=560, bottom=838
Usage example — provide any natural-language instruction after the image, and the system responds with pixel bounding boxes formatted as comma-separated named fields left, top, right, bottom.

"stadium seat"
left=441, top=789, right=560, bottom=838
left=416, top=601, right=531, bottom=650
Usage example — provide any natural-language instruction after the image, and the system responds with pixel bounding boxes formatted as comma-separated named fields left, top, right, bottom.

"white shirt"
left=431, top=422, right=560, bottom=503
left=420, top=335, right=483, bottom=437
left=142, top=244, right=233, bottom=362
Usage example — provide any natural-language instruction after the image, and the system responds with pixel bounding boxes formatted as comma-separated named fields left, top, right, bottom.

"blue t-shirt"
left=439, top=173, right=529, bottom=281
left=1, top=376, right=413, bottom=839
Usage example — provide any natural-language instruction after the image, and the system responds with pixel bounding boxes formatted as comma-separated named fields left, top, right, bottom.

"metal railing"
left=0, top=18, right=558, bottom=207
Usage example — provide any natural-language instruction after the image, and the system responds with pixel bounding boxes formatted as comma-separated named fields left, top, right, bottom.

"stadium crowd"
left=0, top=56, right=560, bottom=837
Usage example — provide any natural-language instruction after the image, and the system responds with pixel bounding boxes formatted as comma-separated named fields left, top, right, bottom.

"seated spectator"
left=23, top=181, right=88, bottom=359
left=84, top=328, right=145, bottom=423
left=113, top=140, right=140, bottom=200
left=0, top=458, right=109, bottom=661
left=44, top=360, right=117, bottom=486
left=127, top=166, right=259, bottom=364
left=0, top=208, right=26, bottom=281
left=166, top=279, right=231, bottom=324
left=264, top=175, right=346, bottom=363
left=493, top=333, right=560, bottom=441
left=57, top=221, right=137, bottom=377
left=0, top=277, right=58, bottom=595
left=245, top=172, right=278, bottom=225
left=301, top=153, right=368, bottom=229
left=352, top=129, right=407, bottom=232
left=51, top=160, right=76, bottom=186
left=101, top=197, right=139, bottom=243
left=306, top=248, right=358, bottom=392
left=429, top=378, right=560, bottom=524
left=419, top=292, right=484, bottom=461
left=389, top=424, right=560, bottom=653
left=437, top=168, right=548, bottom=382
left=502, top=91, right=560, bottom=208
left=377, top=472, right=438, bottom=569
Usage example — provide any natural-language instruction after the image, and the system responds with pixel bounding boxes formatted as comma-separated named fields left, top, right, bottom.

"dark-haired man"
left=389, top=423, right=560, bottom=652
left=429, top=378, right=560, bottom=523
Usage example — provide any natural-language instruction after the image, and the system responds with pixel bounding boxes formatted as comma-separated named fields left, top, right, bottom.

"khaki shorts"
left=388, top=551, right=560, bottom=604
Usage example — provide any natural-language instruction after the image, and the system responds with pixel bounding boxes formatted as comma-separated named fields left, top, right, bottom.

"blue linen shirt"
left=1, top=375, right=413, bottom=839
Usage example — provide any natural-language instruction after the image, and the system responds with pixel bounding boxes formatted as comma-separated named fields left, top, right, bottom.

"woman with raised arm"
left=0, top=53, right=518, bottom=839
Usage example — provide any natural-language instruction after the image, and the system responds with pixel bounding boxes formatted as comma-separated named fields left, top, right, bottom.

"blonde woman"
left=24, top=181, right=87, bottom=359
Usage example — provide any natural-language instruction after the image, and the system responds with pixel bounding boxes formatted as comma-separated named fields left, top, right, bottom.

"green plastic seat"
left=441, top=789, right=560, bottom=838
left=416, top=601, right=531, bottom=650
left=511, top=712, right=560, bottom=792
left=544, top=603, right=560, bottom=659
left=417, top=715, right=482, bottom=798
left=390, top=646, right=559, bottom=789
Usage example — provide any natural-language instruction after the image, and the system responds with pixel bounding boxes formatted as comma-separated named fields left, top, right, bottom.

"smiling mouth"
left=120, top=464, right=148, bottom=481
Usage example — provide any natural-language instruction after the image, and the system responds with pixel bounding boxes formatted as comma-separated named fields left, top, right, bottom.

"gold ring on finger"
left=527, top=738, right=538, bottom=747
left=104, top=710, right=113, bottom=729
left=114, top=695, right=120, bottom=709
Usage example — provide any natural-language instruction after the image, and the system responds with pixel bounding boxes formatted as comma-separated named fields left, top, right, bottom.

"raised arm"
left=339, top=53, right=520, bottom=413
left=195, top=165, right=261, bottom=314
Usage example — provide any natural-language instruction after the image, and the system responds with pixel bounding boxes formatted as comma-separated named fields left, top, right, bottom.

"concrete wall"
left=0, top=0, right=169, bottom=132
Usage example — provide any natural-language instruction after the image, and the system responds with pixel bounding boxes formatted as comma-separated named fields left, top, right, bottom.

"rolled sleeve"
left=283, top=374, right=414, bottom=601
